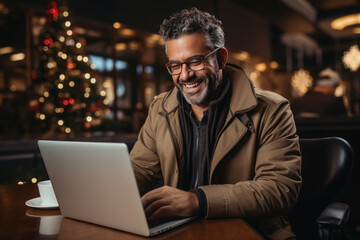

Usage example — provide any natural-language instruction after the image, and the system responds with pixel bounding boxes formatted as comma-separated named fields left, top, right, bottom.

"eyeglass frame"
left=165, top=47, right=221, bottom=75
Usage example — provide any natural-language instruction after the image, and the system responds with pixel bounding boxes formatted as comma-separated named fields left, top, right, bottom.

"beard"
left=179, top=70, right=221, bottom=105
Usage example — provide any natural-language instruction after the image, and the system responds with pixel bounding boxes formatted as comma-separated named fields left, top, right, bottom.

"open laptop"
left=38, top=140, right=195, bottom=236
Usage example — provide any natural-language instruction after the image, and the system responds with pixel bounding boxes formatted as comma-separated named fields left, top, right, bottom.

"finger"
left=148, top=205, right=174, bottom=221
left=141, top=188, right=164, bottom=208
left=144, top=197, right=169, bottom=217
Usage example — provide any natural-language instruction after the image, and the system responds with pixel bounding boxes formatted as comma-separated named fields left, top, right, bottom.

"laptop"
left=38, top=140, right=195, bottom=236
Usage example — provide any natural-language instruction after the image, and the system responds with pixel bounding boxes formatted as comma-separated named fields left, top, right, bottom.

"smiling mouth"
left=182, top=78, right=203, bottom=89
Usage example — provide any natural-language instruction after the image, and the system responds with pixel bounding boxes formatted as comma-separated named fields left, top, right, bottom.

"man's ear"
left=217, top=48, right=228, bottom=69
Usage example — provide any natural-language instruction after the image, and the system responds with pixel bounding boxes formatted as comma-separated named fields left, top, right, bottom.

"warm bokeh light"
left=291, top=69, right=313, bottom=97
left=113, top=22, right=122, bottom=29
left=342, top=45, right=360, bottom=71
left=10, top=53, right=25, bottom=61
left=270, top=61, right=279, bottom=69
left=331, top=13, right=360, bottom=30
left=255, top=63, right=267, bottom=72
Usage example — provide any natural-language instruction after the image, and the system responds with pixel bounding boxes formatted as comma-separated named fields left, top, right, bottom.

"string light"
left=63, top=11, right=69, bottom=17
left=58, top=83, right=64, bottom=89
left=77, top=55, right=83, bottom=61
left=90, top=78, right=96, bottom=84
left=59, top=74, right=65, bottom=80
left=83, top=56, right=88, bottom=62
left=69, top=81, right=75, bottom=87
left=39, top=114, right=46, bottom=120
left=65, top=127, right=71, bottom=133
left=65, top=21, right=71, bottom=27
left=59, top=36, right=65, bottom=42
left=58, top=120, right=64, bottom=126
left=84, top=73, right=90, bottom=79
left=66, top=30, right=73, bottom=36
left=76, top=42, right=82, bottom=48
left=39, top=97, right=45, bottom=103
left=44, top=91, right=49, bottom=97
left=86, top=116, right=92, bottom=122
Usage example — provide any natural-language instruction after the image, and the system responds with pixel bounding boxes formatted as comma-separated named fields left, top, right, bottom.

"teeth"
left=184, top=82, right=200, bottom=88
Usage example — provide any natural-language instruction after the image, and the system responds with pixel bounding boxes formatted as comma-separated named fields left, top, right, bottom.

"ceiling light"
left=331, top=13, right=360, bottom=30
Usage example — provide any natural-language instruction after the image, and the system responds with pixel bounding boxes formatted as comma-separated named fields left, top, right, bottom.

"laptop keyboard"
left=148, top=218, right=171, bottom=229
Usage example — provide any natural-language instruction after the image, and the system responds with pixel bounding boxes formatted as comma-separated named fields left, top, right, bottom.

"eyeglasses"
left=165, top=48, right=220, bottom=75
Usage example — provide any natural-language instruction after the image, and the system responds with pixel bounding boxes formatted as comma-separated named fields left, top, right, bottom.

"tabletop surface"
left=0, top=183, right=263, bottom=240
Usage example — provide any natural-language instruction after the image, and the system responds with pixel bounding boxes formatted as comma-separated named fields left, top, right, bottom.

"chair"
left=288, top=137, right=353, bottom=240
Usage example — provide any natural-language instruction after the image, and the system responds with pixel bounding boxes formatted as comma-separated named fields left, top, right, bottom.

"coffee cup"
left=39, top=215, right=63, bottom=235
left=37, top=180, right=58, bottom=206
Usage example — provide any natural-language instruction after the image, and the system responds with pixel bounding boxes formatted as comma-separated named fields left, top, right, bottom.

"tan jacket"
left=130, top=66, right=302, bottom=239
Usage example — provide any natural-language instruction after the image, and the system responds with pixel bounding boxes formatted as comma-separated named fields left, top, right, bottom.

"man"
left=130, top=8, right=301, bottom=240
left=292, top=67, right=347, bottom=118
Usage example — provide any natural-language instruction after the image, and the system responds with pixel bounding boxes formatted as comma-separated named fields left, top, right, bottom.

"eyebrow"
left=168, top=54, right=206, bottom=63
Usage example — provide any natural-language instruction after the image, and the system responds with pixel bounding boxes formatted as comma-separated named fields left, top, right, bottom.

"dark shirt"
left=177, top=76, right=232, bottom=218
left=291, top=91, right=347, bottom=118
left=184, top=110, right=209, bottom=189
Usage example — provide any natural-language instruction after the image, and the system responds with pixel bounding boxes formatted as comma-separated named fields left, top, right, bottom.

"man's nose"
left=179, top=64, right=194, bottom=81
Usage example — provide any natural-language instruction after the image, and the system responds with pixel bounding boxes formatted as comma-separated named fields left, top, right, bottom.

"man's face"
left=166, top=33, right=222, bottom=106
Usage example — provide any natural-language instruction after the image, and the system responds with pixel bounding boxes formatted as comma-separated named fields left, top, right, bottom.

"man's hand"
left=141, top=185, right=198, bottom=221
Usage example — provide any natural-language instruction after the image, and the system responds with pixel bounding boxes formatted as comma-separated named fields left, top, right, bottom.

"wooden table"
left=0, top=183, right=263, bottom=240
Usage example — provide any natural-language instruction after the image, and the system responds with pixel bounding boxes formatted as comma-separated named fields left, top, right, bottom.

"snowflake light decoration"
left=342, top=45, right=360, bottom=72
left=291, top=68, right=313, bottom=97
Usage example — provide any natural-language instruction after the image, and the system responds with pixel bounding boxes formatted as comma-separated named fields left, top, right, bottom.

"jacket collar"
left=160, top=64, right=258, bottom=115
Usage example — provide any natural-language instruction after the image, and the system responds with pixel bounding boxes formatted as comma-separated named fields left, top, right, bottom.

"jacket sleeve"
left=199, top=100, right=302, bottom=219
left=129, top=98, right=163, bottom=196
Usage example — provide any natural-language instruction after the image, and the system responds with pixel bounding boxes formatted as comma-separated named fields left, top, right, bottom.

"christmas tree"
left=32, top=0, right=106, bottom=137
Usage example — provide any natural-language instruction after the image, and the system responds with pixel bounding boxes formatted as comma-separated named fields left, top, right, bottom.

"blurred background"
left=0, top=0, right=360, bottom=237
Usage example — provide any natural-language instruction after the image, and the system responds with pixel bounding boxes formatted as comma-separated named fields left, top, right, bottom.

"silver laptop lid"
left=38, top=140, right=150, bottom=236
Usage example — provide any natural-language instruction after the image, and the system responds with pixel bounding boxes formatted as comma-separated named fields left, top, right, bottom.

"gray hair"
left=159, top=8, right=225, bottom=53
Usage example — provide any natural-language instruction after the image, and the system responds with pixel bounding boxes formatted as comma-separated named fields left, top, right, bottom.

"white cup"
left=39, top=215, right=63, bottom=235
left=38, top=180, right=58, bottom=206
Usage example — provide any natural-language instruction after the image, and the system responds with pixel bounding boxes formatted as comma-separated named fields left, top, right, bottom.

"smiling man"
left=130, top=8, right=301, bottom=240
